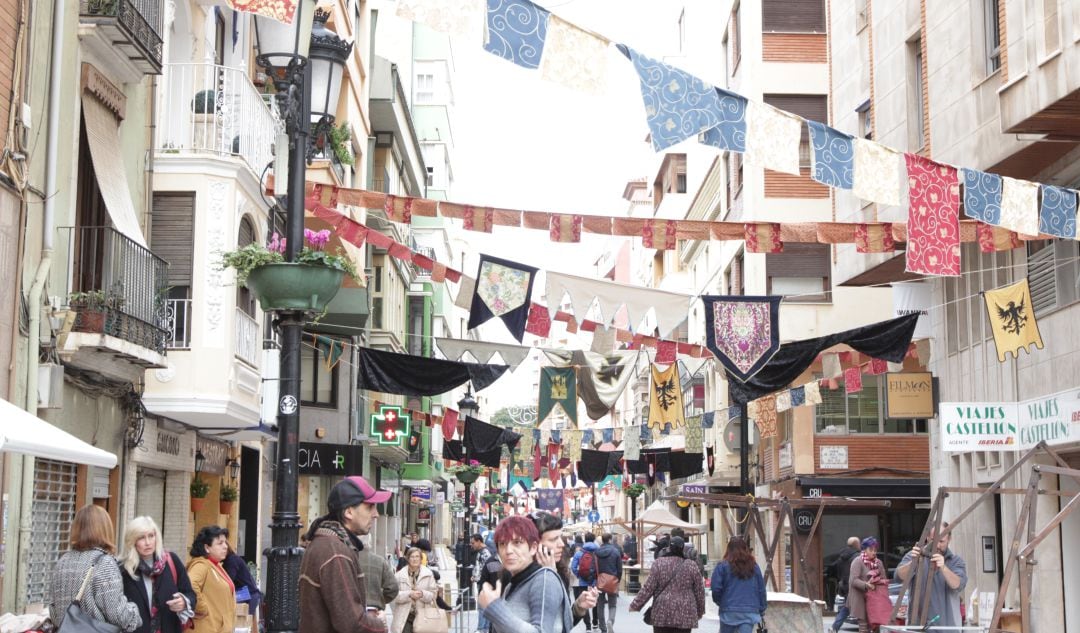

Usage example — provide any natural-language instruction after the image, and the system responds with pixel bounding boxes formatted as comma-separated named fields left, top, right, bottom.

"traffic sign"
left=588, top=510, right=600, bottom=523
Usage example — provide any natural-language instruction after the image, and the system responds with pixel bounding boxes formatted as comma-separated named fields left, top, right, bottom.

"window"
left=762, top=0, right=826, bottom=33
left=946, top=244, right=1015, bottom=355
left=301, top=338, right=339, bottom=407
left=856, top=99, right=873, bottom=140
left=653, top=153, right=687, bottom=209
left=371, top=263, right=384, bottom=329
left=817, top=374, right=928, bottom=434
left=727, top=251, right=744, bottom=295
left=415, top=73, right=435, bottom=103
left=407, top=295, right=425, bottom=356
left=1027, top=239, right=1080, bottom=316
left=910, top=37, right=927, bottom=150
left=1038, top=0, right=1060, bottom=58
left=152, top=193, right=195, bottom=347
left=766, top=243, right=831, bottom=302
left=764, top=95, right=827, bottom=170
left=731, top=4, right=741, bottom=71
left=985, top=0, right=1002, bottom=73
left=236, top=217, right=257, bottom=317
left=426, top=166, right=435, bottom=187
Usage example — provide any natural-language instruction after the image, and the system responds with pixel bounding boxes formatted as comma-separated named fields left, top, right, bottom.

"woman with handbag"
left=848, top=537, right=890, bottom=633
left=186, top=526, right=235, bottom=633
left=118, top=516, right=196, bottom=633
left=710, top=537, right=767, bottom=633
left=391, top=548, right=441, bottom=633
left=49, top=505, right=142, bottom=633
left=628, top=537, right=705, bottom=633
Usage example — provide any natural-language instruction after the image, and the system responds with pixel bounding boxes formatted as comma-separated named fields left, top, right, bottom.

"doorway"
left=239, top=446, right=260, bottom=562
left=135, top=468, right=168, bottom=531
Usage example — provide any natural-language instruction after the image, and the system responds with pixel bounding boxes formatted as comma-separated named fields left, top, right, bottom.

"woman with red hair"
left=476, top=516, right=573, bottom=633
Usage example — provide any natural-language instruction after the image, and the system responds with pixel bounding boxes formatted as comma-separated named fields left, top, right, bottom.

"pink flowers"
left=268, top=233, right=286, bottom=254
left=304, top=228, right=331, bottom=250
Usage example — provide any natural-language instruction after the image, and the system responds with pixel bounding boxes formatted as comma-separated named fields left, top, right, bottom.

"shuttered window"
left=25, top=459, right=78, bottom=606
left=151, top=192, right=195, bottom=286
left=728, top=251, right=744, bottom=295
left=764, top=95, right=827, bottom=143
left=762, top=0, right=826, bottom=33
left=766, top=243, right=831, bottom=302
left=237, top=217, right=257, bottom=316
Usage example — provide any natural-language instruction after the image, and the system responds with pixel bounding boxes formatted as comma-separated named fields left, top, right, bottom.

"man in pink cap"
left=300, top=476, right=392, bottom=633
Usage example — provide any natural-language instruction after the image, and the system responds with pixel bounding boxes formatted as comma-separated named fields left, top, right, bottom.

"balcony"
left=58, top=226, right=169, bottom=382
left=78, top=0, right=163, bottom=81
left=234, top=308, right=259, bottom=368
left=156, top=63, right=280, bottom=181
left=163, top=297, right=191, bottom=349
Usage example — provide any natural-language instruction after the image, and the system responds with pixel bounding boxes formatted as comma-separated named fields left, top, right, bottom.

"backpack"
left=578, top=551, right=597, bottom=582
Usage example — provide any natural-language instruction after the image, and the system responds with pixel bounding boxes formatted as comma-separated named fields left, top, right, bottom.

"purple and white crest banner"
left=702, top=295, right=783, bottom=383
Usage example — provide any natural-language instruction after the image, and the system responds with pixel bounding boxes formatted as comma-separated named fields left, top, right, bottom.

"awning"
left=81, top=94, right=146, bottom=246
left=638, top=499, right=706, bottom=531
left=796, top=476, right=930, bottom=499
left=0, top=396, right=118, bottom=469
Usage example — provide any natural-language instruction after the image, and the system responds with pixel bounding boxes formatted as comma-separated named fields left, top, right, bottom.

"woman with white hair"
left=118, top=516, right=197, bottom=633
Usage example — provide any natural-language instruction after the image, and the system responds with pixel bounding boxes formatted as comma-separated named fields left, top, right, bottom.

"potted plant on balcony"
left=220, top=229, right=358, bottom=313
left=192, top=90, right=217, bottom=114
left=69, top=289, right=124, bottom=333
left=482, top=492, right=501, bottom=505
left=219, top=483, right=238, bottom=515
left=190, top=476, right=210, bottom=513
left=86, top=0, right=118, bottom=16
left=448, top=461, right=485, bottom=485
left=625, top=483, right=647, bottom=499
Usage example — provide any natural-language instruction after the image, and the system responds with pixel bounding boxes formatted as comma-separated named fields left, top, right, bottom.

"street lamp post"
left=253, top=5, right=351, bottom=633
left=456, top=388, right=479, bottom=543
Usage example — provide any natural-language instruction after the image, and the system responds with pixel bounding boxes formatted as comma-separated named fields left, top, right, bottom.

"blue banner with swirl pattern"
left=807, top=121, right=854, bottom=189
left=962, top=169, right=1003, bottom=224
left=483, top=0, right=549, bottom=70
left=618, top=44, right=727, bottom=151
left=1039, top=184, right=1077, bottom=239
left=700, top=87, right=747, bottom=152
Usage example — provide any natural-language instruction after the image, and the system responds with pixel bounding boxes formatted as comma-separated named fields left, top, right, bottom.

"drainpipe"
left=17, top=0, right=64, bottom=611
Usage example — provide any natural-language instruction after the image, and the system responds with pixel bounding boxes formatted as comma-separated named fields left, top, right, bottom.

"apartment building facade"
left=832, top=1, right=1080, bottom=630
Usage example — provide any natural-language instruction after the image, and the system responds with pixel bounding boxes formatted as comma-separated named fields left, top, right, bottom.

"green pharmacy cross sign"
left=370, top=405, right=412, bottom=447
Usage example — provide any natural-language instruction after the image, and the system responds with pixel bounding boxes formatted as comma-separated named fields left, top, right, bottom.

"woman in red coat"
left=847, top=537, right=891, bottom=633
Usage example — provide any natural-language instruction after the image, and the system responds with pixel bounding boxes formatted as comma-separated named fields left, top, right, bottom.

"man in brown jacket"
left=300, top=476, right=392, bottom=633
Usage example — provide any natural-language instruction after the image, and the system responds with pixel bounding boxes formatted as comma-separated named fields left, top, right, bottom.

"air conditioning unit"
left=38, top=363, right=64, bottom=409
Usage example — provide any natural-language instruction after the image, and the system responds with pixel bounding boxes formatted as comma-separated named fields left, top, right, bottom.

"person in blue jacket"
left=710, top=537, right=767, bottom=633
left=570, top=533, right=600, bottom=631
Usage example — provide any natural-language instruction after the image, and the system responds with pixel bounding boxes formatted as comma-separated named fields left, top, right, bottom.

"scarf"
left=137, top=556, right=168, bottom=633
left=206, top=557, right=236, bottom=594
left=861, top=551, right=880, bottom=573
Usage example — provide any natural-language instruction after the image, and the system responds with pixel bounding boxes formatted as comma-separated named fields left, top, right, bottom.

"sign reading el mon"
left=885, top=372, right=935, bottom=419
left=941, top=387, right=1080, bottom=452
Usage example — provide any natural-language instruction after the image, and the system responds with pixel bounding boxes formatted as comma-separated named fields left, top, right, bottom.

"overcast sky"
left=448, top=0, right=684, bottom=275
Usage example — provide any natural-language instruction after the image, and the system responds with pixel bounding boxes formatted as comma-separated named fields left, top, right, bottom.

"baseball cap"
left=328, top=476, right=392, bottom=511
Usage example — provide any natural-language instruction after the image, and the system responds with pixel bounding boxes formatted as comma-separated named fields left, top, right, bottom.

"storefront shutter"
left=24, top=459, right=78, bottom=606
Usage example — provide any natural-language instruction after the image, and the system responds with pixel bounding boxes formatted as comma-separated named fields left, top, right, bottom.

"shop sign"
left=196, top=437, right=229, bottom=475
left=417, top=508, right=432, bottom=521
left=793, top=509, right=815, bottom=535
left=370, top=405, right=411, bottom=447
left=298, top=442, right=363, bottom=475
left=941, top=387, right=1080, bottom=451
left=779, top=443, right=792, bottom=469
left=411, top=484, right=432, bottom=503
left=819, top=445, right=848, bottom=470
left=885, top=372, right=936, bottom=419
left=681, top=484, right=707, bottom=494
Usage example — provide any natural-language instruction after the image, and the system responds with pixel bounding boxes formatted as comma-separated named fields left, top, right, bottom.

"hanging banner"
left=892, top=282, right=932, bottom=340
left=702, top=295, right=782, bottom=383
left=984, top=279, right=1045, bottom=363
left=538, top=366, right=578, bottom=425
left=647, top=363, right=685, bottom=431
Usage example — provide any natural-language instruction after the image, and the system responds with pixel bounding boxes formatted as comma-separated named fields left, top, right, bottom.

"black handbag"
left=642, top=606, right=653, bottom=625
left=59, top=556, right=122, bottom=633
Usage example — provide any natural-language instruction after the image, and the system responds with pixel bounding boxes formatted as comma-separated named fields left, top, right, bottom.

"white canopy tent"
left=637, top=499, right=706, bottom=533
left=0, top=396, right=118, bottom=468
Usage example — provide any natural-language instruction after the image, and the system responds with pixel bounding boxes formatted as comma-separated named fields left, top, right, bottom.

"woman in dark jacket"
left=629, top=537, right=705, bottom=633
left=118, top=516, right=196, bottom=633
left=222, top=546, right=262, bottom=617
left=710, top=537, right=767, bottom=633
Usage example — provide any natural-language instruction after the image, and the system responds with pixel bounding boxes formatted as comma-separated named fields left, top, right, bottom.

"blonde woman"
left=49, top=505, right=141, bottom=632
left=390, top=547, right=438, bottom=633
left=186, top=526, right=235, bottom=633
left=119, top=517, right=196, bottom=633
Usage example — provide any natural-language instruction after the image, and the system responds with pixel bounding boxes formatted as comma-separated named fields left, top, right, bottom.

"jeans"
left=596, top=592, right=617, bottom=632
left=832, top=598, right=850, bottom=631
left=476, top=607, right=489, bottom=632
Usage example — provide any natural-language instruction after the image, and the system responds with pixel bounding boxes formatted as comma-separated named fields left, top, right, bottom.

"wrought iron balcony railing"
left=234, top=308, right=260, bottom=367
left=157, top=63, right=281, bottom=178
left=163, top=297, right=191, bottom=349
left=60, top=226, right=169, bottom=354
left=79, top=0, right=163, bottom=74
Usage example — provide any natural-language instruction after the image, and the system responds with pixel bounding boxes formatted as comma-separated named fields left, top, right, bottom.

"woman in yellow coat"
left=186, top=526, right=236, bottom=633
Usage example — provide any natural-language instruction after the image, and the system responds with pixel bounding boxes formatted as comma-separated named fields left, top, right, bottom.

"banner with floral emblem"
left=702, top=295, right=783, bottom=383
left=468, top=254, right=538, bottom=342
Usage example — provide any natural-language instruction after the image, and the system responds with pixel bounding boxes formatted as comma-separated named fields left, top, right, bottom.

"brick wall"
left=813, top=434, right=930, bottom=472
left=764, top=168, right=830, bottom=198
left=763, top=33, right=827, bottom=63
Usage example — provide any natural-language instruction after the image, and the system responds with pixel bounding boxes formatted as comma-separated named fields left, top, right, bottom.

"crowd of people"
left=48, top=483, right=968, bottom=633
left=49, top=505, right=262, bottom=633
